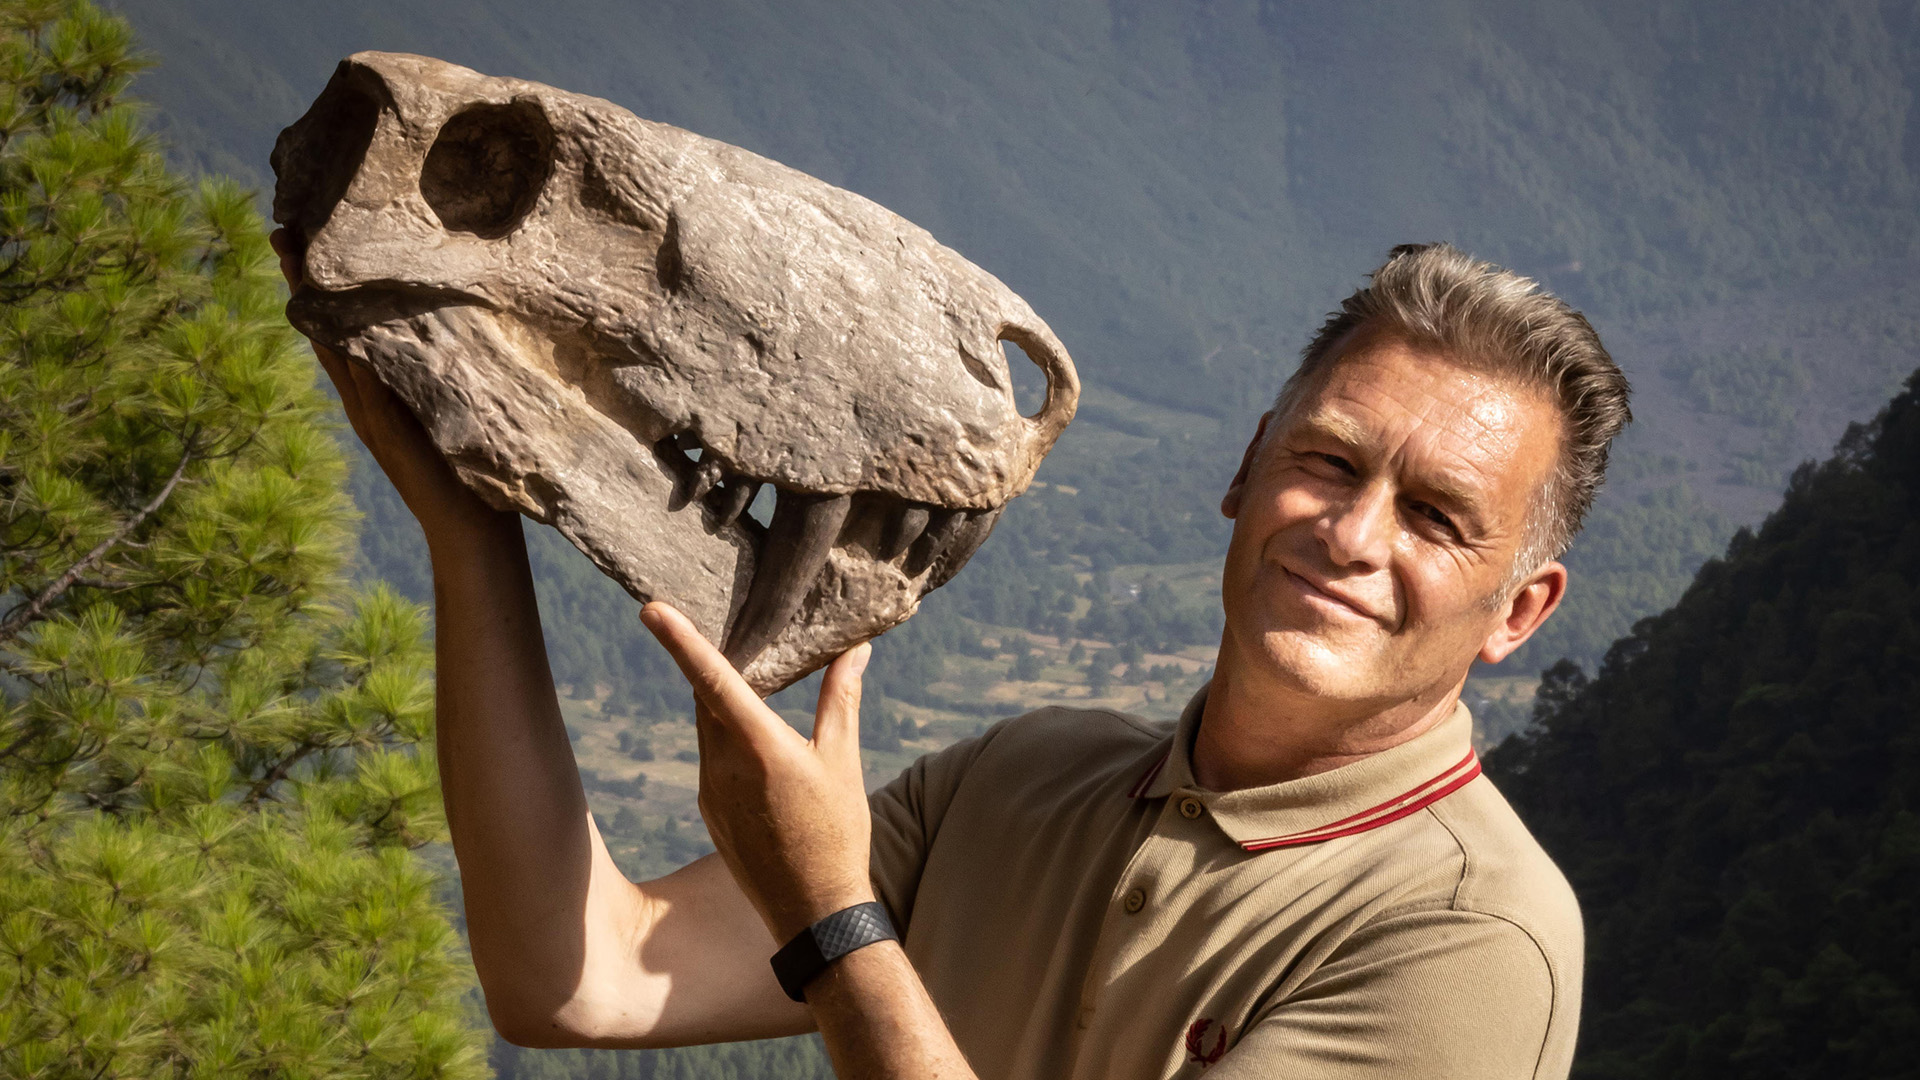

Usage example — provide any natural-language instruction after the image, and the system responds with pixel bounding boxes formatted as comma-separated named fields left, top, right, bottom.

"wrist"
left=772, top=881, right=877, bottom=945
left=770, top=899, right=899, bottom=1003
left=423, top=506, right=525, bottom=570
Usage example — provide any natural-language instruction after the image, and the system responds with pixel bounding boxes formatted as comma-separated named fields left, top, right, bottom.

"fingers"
left=269, top=227, right=304, bottom=290
left=812, top=643, right=870, bottom=760
left=640, top=602, right=795, bottom=748
left=310, top=344, right=366, bottom=426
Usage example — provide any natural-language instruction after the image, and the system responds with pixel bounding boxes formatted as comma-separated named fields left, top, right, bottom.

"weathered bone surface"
left=272, top=52, right=1078, bottom=694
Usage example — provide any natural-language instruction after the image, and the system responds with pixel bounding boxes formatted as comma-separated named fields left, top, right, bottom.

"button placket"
left=1076, top=804, right=1179, bottom=1035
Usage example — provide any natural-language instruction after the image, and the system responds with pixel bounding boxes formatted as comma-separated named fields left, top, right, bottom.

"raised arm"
left=274, top=231, right=807, bottom=1047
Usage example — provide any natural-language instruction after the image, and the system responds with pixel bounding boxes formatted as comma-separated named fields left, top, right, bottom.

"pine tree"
left=0, top=2, right=486, bottom=1074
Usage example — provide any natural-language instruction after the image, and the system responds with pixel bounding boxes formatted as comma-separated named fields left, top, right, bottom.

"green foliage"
left=1501, top=474, right=1733, bottom=675
left=491, top=1034, right=832, bottom=1080
left=1665, top=346, right=1808, bottom=433
left=1488, top=367, right=1920, bottom=1078
left=0, top=3, right=483, bottom=1074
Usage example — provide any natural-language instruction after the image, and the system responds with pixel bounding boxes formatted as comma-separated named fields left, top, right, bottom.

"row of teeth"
left=654, top=434, right=990, bottom=667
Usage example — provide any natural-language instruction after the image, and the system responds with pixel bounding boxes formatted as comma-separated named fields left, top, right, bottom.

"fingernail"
left=639, top=605, right=663, bottom=631
left=848, top=642, right=871, bottom=676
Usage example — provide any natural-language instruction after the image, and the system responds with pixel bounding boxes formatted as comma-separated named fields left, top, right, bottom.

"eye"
left=1306, top=451, right=1356, bottom=475
left=1411, top=501, right=1461, bottom=539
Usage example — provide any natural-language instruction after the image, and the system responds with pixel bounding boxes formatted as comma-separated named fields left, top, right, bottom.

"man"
left=283, top=235, right=1627, bottom=1078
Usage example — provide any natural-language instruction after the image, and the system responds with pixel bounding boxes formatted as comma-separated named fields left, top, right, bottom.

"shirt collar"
left=1130, top=683, right=1481, bottom=852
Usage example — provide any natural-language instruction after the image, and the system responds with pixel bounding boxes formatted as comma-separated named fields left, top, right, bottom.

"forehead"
left=1280, top=338, right=1562, bottom=503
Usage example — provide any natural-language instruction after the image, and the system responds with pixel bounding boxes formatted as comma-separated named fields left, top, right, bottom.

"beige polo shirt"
left=868, top=689, right=1582, bottom=1080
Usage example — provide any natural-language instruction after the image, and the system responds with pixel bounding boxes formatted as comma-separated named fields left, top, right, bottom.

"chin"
left=1248, top=629, right=1389, bottom=704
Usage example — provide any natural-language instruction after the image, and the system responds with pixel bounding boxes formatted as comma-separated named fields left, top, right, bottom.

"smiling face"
left=1219, top=333, right=1566, bottom=715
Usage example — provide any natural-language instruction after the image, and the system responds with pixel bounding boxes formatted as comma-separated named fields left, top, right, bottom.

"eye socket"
left=420, top=100, right=554, bottom=238
left=1411, top=501, right=1460, bottom=538
left=1307, top=451, right=1356, bottom=475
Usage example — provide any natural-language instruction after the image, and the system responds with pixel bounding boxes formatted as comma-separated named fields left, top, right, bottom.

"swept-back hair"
left=1274, top=243, right=1632, bottom=582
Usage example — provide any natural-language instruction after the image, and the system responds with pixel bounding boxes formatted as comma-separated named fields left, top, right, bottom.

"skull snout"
left=272, top=57, right=560, bottom=295
left=270, top=62, right=382, bottom=243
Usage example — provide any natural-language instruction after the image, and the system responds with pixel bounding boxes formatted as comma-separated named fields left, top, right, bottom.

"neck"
left=1193, top=640, right=1465, bottom=791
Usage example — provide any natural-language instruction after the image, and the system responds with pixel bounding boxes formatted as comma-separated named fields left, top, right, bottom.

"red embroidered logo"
left=1184, top=1018, right=1228, bottom=1068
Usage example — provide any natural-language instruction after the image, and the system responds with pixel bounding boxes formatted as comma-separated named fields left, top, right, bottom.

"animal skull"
left=272, top=53, right=1078, bottom=694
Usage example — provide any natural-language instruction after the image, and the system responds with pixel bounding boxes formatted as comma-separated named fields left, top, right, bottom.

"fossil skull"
left=271, top=52, right=1078, bottom=694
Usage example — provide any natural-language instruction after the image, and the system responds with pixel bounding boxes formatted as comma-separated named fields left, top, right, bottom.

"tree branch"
left=243, top=739, right=323, bottom=804
left=0, top=443, right=195, bottom=645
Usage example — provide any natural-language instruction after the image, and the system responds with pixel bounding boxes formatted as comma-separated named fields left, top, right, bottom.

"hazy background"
left=113, top=0, right=1920, bottom=671
left=102, top=2, right=1920, bottom=1075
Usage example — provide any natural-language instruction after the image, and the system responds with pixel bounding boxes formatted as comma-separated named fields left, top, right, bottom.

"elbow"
left=479, top=972, right=657, bottom=1049
left=474, top=963, right=601, bottom=1048
left=484, top=988, right=587, bottom=1049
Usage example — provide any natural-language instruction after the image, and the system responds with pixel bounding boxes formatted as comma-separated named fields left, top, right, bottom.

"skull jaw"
left=289, top=292, right=1000, bottom=695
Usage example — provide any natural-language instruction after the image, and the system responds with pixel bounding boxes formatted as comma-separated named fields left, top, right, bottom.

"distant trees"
left=1490, top=368, right=1920, bottom=1079
left=0, top=3, right=481, bottom=1073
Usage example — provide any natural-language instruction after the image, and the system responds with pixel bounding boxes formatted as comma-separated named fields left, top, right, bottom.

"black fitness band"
left=770, top=901, right=900, bottom=1002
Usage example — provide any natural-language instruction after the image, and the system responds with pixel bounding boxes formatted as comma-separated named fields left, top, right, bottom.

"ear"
left=1221, top=412, right=1274, bottom=520
left=1478, top=560, right=1567, bottom=665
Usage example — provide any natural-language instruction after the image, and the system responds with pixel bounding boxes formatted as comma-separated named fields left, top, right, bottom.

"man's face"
left=1219, top=334, right=1565, bottom=712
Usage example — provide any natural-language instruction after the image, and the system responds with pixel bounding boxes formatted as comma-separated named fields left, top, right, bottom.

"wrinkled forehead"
left=1275, top=341, right=1564, bottom=505
left=1285, top=330, right=1563, bottom=437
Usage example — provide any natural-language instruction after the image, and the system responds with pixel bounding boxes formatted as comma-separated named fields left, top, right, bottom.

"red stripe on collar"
left=1128, top=751, right=1170, bottom=798
left=1238, top=749, right=1481, bottom=851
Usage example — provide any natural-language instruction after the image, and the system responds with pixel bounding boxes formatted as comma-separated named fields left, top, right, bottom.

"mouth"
left=651, top=432, right=998, bottom=666
left=288, top=290, right=1003, bottom=688
left=1282, top=566, right=1381, bottom=624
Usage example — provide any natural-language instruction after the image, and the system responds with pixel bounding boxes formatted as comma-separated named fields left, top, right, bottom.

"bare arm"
left=275, top=230, right=806, bottom=1046
left=431, top=521, right=809, bottom=1046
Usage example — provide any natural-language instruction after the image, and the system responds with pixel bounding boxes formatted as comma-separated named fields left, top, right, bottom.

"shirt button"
left=1179, top=797, right=1205, bottom=819
left=1123, top=886, right=1147, bottom=914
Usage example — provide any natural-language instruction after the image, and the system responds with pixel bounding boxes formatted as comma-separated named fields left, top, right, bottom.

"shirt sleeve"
left=865, top=720, right=1006, bottom=933
left=1204, top=909, right=1575, bottom=1080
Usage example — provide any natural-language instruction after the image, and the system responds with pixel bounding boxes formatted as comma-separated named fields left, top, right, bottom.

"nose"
left=1315, top=479, right=1395, bottom=571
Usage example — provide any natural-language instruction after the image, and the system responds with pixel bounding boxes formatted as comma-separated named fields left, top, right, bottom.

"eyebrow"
left=1286, top=409, right=1370, bottom=449
left=1285, top=409, right=1491, bottom=526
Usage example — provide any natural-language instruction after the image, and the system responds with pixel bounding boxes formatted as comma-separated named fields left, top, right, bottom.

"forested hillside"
left=109, top=0, right=1920, bottom=694
left=1488, top=368, right=1920, bottom=1077
left=78, top=2, right=1920, bottom=1075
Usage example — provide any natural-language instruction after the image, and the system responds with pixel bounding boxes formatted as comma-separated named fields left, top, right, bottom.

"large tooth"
left=904, top=508, right=961, bottom=576
left=880, top=504, right=931, bottom=561
left=926, top=507, right=1002, bottom=588
left=687, top=458, right=724, bottom=503
left=710, top=477, right=760, bottom=526
left=723, top=490, right=852, bottom=669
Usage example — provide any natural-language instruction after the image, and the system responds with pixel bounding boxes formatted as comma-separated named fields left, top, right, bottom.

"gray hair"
left=1272, top=243, right=1632, bottom=596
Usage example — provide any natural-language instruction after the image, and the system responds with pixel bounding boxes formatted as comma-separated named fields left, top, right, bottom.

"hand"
left=270, top=228, right=506, bottom=544
left=640, top=601, right=876, bottom=944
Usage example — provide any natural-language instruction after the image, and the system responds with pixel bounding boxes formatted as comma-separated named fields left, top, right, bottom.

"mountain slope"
left=1488, top=367, right=1920, bottom=1077
left=112, top=0, right=1920, bottom=413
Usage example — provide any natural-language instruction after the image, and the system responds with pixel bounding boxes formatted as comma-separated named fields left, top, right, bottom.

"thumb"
left=813, top=642, right=871, bottom=761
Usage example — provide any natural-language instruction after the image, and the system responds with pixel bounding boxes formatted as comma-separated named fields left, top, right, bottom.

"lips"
left=1283, top=566, right=1383, bottom=624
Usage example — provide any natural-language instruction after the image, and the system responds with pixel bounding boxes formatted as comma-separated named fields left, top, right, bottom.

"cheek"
left=1248, top=474, right=1330, bottom=533
left=1395, top=556, right=1486, bottom=633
